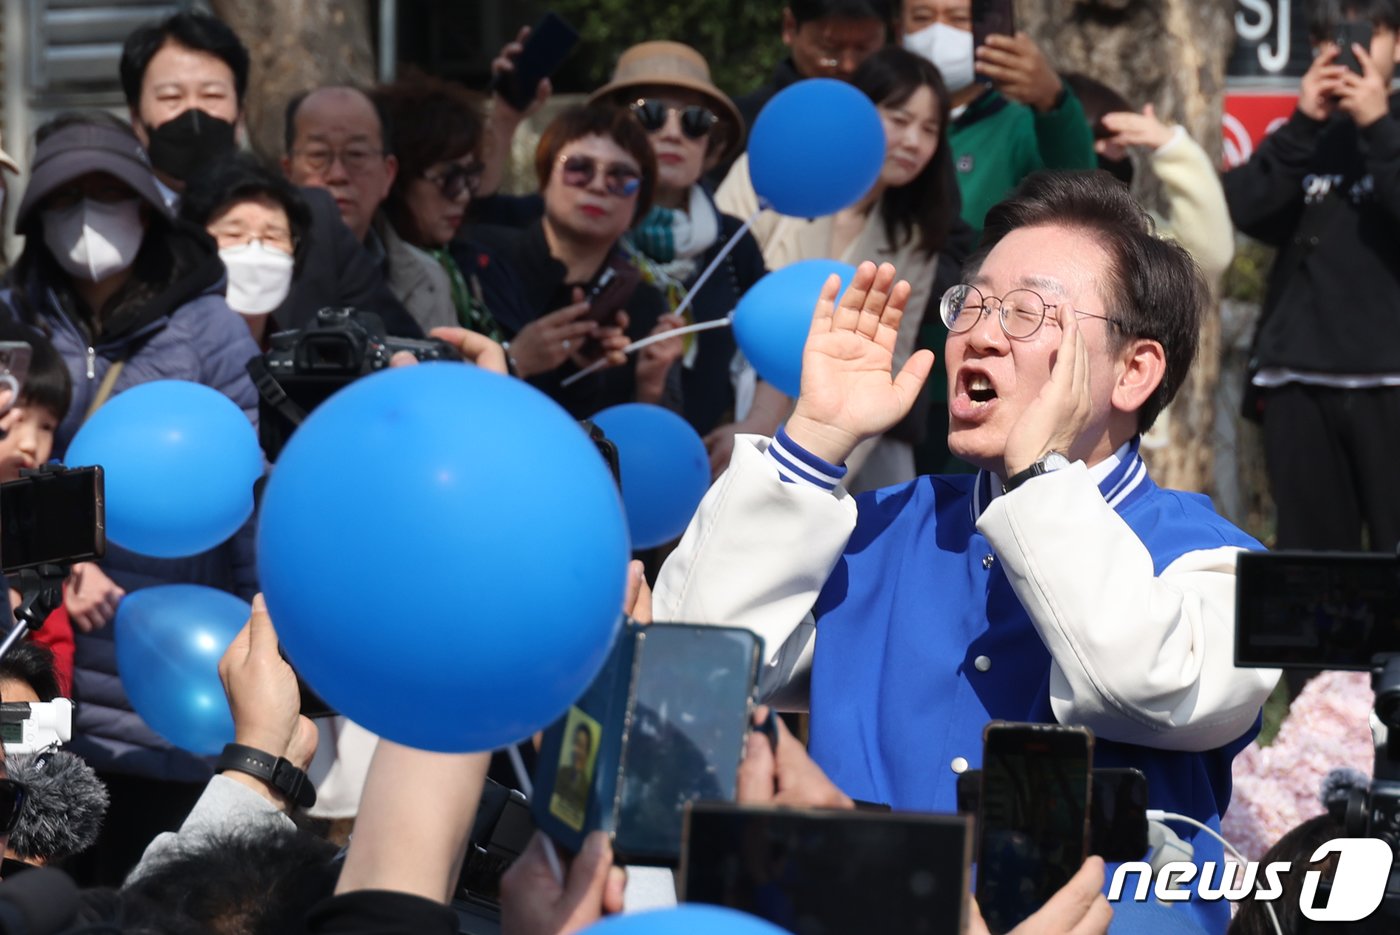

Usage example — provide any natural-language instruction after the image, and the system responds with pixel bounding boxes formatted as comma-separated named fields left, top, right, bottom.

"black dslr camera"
left=249, top=308, right=456, bottom=460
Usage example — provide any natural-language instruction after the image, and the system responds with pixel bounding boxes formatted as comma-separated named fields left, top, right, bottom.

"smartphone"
left=1335, top=21, right=1374, bottom=74
left=531, top=622, right=762, bottom=866
left=681, top=802, right=972, bottom=935
left=490, top=13, right=580, bottom=112
left=973, top=0, right=1016, bottom=53
left=0, top=466, right=105, bottom=574
left=976, top=722, right=1093, bottom=935
left=0, top=342, right=32, bottom=415
left=584, top=263, right=641, bottom=325
left=1235, top=550, right=1400, bottom=671
left=958, top=766, right=1148, bottom=862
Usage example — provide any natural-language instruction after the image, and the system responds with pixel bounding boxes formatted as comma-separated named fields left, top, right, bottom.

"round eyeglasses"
left=939, top=284, right=1120, bottom=340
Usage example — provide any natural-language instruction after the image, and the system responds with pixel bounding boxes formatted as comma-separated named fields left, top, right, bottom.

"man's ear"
left=130, top=108, right=150, bottom=148
left=1112, top=338, right=1166, bottom=417
left=382, top=154, right=399, bottom=196
left=781, top=8, right=798, bottom=47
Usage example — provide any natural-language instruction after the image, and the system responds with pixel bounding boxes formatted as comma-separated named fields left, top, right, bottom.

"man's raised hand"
left=784, top=261, right=934, bottom=465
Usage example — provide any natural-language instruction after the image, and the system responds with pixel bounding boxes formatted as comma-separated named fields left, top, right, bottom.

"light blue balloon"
left=65, top=380, right=262, bottom=559
left=115, top=584, right=249, bottom=756
left=257, top=363, right=630, bottom=753
left=732, top=259, right=857, bottom=398
left=581, top=906, right=790, bottom=935
left=748, top=78, right=886, bottom=218
left=591, top=403, right=710, bottom=550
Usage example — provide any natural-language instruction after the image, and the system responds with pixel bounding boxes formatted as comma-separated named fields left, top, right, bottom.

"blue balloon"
left=590, top=404, right=710, bottom=550
left=115, top=584, right=249, bottom=755
left=257, top=363, right=630, bottom=753
left=581, top=906, right=790, bottom=935
left=65, top=380, right=262, bottom=559
left=748, top=78, right=886, bottom=218
left=732, top=259, right=856, bottom=398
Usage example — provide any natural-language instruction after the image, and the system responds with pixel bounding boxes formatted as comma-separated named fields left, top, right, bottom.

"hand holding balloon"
left=784, top=261, right=935, bottom=465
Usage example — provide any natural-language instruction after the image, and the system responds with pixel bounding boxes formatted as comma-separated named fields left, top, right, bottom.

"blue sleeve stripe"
left=767, top=427, right=846, bottom=491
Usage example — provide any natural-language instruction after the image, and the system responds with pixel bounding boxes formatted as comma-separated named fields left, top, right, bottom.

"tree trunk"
left=1017, top=0, right=1235, bottom=495
left=209, top=0, right=377, bottom=161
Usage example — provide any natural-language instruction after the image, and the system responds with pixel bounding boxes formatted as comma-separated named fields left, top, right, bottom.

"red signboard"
left=1223, top=90, right=1299, bottom=168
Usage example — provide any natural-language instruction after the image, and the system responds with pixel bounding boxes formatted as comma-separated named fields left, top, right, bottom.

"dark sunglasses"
left=424, top=162, right=483, bottom=201
left=629, top=98, right=718, bottom=140
left=558, top=154, right=642, bottom=198
left=0, top=778, right=26, bottom=834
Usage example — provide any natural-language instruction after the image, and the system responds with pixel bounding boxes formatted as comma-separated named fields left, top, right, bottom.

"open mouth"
left=966, top=374, right=998, bottom=405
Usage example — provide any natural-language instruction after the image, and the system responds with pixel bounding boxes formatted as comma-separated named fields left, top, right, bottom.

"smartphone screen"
left=492, top=13, right=580, bottom=111
left=1235, top=551, right=1400, bottom=670
left=0, top=467, right=105, bottom=574
left=612, top=625, right=758, bottom=862
left=977, top=722, right=1092, bottom=934
left=973, top=0, right=1016, bottom=53
left=1335, top=21, right=1374, bottom=74
left=960, top=766, right=1148, bottom=862
left=681, top=802, right=972, bottom=934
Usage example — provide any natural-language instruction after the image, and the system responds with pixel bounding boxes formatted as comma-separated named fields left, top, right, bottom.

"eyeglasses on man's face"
left=292, top=145, right=386, bottom=175
left=940, top=283, right=1120, bottom=340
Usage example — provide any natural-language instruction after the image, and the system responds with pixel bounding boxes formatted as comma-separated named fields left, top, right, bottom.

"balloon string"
left=507, top=743, right=564, bottom=885
left=668, top=206, right=762, bottom=325
left=560, top=317, right=734, bottom=388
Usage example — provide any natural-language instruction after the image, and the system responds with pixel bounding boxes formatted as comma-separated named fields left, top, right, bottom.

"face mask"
left=903, top=23, right=977, bottom=93
left=42, top=198, right=145, bottom=282
left=144, top=109, right=237, bottom=182
left=220, top=240, right=295, bottom=316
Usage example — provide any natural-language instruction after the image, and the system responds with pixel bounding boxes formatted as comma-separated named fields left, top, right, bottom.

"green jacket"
left=950, top=86, right=1097, bottom=232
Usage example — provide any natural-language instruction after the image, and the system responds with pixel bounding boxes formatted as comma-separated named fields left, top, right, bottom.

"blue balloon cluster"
left=258, top=363, right=631, bottom=753
left=65, top=380, right=262, bottom=558
left=591, top=403, right=710, bottom=549
left=747, top=78, right=886, bottom=218
left=115, top=584, right=249, bottom=755
left=732, top=260, right=857, bottom=398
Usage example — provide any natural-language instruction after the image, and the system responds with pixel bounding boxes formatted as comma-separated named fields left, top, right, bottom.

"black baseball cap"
left=15, top=121, right=171, bottom=230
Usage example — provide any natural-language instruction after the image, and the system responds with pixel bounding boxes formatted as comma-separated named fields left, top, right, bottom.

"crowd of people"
left=0, top=0, right=1393, bottom=932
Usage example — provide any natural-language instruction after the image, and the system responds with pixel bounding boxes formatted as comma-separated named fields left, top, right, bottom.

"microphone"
left=0, top=867, right=78, bottom=934
left=6, top=751, right=109, bottom=863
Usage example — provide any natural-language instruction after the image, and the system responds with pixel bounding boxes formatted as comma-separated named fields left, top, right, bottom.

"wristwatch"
left=1003, top=451, right=1071, bottom=494
left=217, top=742, right=317, bottom=808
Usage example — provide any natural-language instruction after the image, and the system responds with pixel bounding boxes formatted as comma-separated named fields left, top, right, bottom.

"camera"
left=0, top=699, right=73, bottom=754
left=250, top=308, right=457, bottom=460
left=1235, top=550, right=1400, bottom=929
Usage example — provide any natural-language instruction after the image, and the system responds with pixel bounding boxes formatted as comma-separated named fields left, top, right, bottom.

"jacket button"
left=974, top=655, right=992, bottom=672
left=951, top=756, right=969, bottom=774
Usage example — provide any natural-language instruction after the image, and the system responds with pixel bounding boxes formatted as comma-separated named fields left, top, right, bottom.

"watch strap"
left=1003, top=453, right=1067, bottom=494
left=218, top=742, right=317, bottom=809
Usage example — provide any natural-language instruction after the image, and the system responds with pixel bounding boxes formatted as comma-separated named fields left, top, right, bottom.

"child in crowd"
left=0, top=320, right=84, bottom=695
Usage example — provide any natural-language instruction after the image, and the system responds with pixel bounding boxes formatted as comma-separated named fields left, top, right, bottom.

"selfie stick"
left=559, top=204, right=764, bottom=390
left=0, top=563, right=68, bottom=666
left=506, top=743, right=565, bottom=885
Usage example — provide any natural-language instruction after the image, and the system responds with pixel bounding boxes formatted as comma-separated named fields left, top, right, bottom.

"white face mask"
left=903, top=22, right=977, bottom=93
left=219, top=240, right=295, bottom=316
left=42, top=197, right=145, bottom=282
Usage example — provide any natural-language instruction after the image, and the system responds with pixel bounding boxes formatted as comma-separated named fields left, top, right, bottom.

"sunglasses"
left=424, top=161, right=484, bottom=201
left=0, top=778, right=26, bottom=834
left=557, top=154, right=642, bottom=198
left=629, top=99, right=718, bottom=140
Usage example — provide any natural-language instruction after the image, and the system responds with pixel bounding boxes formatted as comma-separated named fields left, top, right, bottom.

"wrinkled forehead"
left=968, top=224, right=1115, bottom=310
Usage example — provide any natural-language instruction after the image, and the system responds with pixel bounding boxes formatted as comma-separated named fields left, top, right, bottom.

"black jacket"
left=1224, top=98, right=1400, bottom=373
left=274, top=187, right=424, bottom=338
left=467, top=221, right=669, bottom=419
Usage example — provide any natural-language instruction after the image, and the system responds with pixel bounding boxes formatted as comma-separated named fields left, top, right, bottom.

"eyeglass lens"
left=560, top=155, right=641, bottom=198
left=433, top=163, right=483, bottom=200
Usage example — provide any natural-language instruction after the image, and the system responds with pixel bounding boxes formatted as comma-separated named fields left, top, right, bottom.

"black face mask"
left=1097, top=153, right=1135, bottom=188
left=144, top=108, right=237, bottom=182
